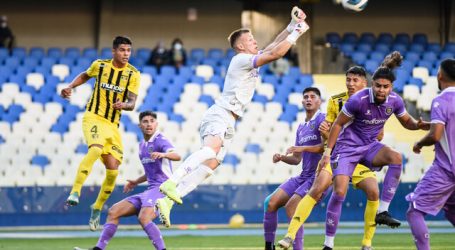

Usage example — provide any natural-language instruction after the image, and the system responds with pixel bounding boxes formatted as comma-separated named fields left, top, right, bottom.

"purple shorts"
left=125, top=187, right=165, bottom=212
left=279, top=175, right=331, bottom=202
left=331, top=141, right=385, bottom=177
left=406, top=164, right=455, bottom=216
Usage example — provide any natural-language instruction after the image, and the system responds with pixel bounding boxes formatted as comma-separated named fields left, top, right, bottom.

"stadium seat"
left=377, top=33, right=394, bottom=45
left=412, top=33, right=428, bottom=45
left=207, top=48, right=224, bottom=60
left=195, top=65, right=214, bottom=81
left=245, top=143, right=262, bottom=154
left=82, top=48, right=98, bottom=60
left=47, top=47, right=63, bottom=59
left=426, top=43, right=441, bottom=53
left=443, top=42, right=455, bottom=53
left=341, top=32, right=358, bottom=44
left=394, top=33, right=411, bottom=45
left=403, top=84, right=420, bottom=102
left=65, top=47, right=80, bottom=59
left=190, top=48, right=205, bottom=63
left=412, top=67, right=429, bottom=83
left=31, top=155, right=50, bottom=169
left=326, top=32, right=341, bottom=46
left=359, top=32, right=376, bottom=44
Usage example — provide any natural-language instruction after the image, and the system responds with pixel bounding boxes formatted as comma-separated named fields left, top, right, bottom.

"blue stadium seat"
left=417, top=60, right=433, bottom=71
left=5, top=57, right=20, bottom=68
left=365, top=60, right=380, bottom=74
left=65, top=47, right=80, bottom=59
left=142, top=66, right=157, bottom=77
left=262, top=74, right=279, bottom=86
left=412, top=33, right=427, bottom=45
left=100, top=47, right=112, bottom=59
left=0, top=135, right=4, bottom=145
left=178, top=66, right=193, bottom=78
left=154, top=75, right=171, bottom=86
left=47, top=47, right=63, bottom=59
left=443, top=42, right=455, bottom=53
left=373, top=44, right=390, bottom=54
left=340, top=43, right=355, bottom=56
left=377, top=33, right=393, bottom=45
left=422, top=51, right=437, bottom=62
left=160, top=65, right=176, bottom=76
left=75, top=143, right=88, bottom=154
left=16, top=66, right=32, bottom=76
left=172, top=75, right=188, bottom=86
left=0, top=48, right=8, bottom=61
left=359, top=32, right=375, bottom=44
left=426, top=43, right=441, bottom=53
left=34, top=66, right=50, bottom=75
left=245, top=143, right=262, bottom=154
left=40, top=57, right=57, bottom=69
left=281, top=75, right=296, bottom=88
left=0, top=65, right=13, bottom=76
left=357, top=43, right=372, bottom=53
left=391, top=44, right=407, bottom=55
left=252, top=94, right=268, bottom=104
left=405, top=52, right=420, bottom=63
left=225, top=49, right=236, bottom=59
left=208, top=48, right=224, bottom=60
left=8, top=74, right=25, bottom=84
left=288, top=66, right=301, bottom=78
left=190, top=48, right=205, bottom=63
left=393, top=78, right=406, bottom=93
left=369, top=51, right=386, bottom=62
left=440, top=51, right=454, bottom=60
left=12, top=47, right=27, bottom=59
left=82, top=48, right=98, bottom=60
left=136, top=48, right=152, bottom=61
left=224, top=154, right=240, bottom=167
left=29, top=47, right=45, bottom=59
left=400, top=60, right=415, bottom=72
left=299, top=74, right=313, bottom=87
left=201, top=58, right=218, bottom=68
left=31, top=155, right=50, bottom=169
left=341, top=33, right=358, bottom=44
left=408, top=77, right=424, bottom=88
left=168, top=113, right=185, bottom=123
left=352, top=52, right=367, bottom=65
left=199, top=94, right=215, bottom=107
left=190, top=76, right=205, bottom=85
left=210, top=75, right=224, bottom=86
left=278, top=112, right=296, bottom=124
left=326, top=32, right=341, bottom=46
left=21, top=85, right=37, bottom=96
left=23, top=57, right=39, bottom=69
left=394, top=33, right=411, bottom=45
left=409, top=44, right=425, bottom=54
left=396, top=68, right=410, bottom=82
left=76, top=58, right=91, bottom=69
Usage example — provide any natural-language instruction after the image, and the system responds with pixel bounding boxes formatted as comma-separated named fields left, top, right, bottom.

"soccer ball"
left=341, top=0, right=368, bottom=12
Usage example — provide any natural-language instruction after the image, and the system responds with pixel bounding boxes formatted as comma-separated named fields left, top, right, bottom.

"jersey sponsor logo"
left=101, top=82, right=125, bottom=93
left=141, top=158, right=155, bottom=164
left=361, top=118, right=387, bottom=125
left=385, top=107, right=393, bottom=115
left=111, top=145, right=123, bottom=155
left=299, top=134, right=318, bottom=144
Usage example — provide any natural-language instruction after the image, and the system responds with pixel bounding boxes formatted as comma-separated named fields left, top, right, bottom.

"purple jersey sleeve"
left=430, top=98, right=447, bottom=125
left=341, top=95, right=360, bottom=118
left=157, top=135, right=175, bottom=153
left=393, top=94, right=407, bottom=117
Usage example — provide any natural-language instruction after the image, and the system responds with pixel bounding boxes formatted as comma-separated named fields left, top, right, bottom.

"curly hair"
left=372, top=51, right=403, bottom=82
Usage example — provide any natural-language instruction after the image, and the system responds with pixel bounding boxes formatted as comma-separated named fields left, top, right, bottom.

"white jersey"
left=215, top=52, right=260, bottom=117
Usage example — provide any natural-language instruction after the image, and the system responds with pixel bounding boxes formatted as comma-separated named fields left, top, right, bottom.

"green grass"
left=1, top=234, right=454, bottom=250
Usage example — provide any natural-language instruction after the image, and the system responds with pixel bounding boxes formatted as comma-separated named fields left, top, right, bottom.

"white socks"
left=324, top=235, right=335, bottom=248
left=176, top=164, right=214, bottom=197
left=378, top=200, right=390, bottom=213
left=170, top=147, right=216, bottom=184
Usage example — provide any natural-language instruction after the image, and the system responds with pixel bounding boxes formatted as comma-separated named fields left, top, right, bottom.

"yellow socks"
left=93, top=169, right=119, bottom=210
left=70, top=146, right=103, bottom=196
left=362, top=199, right=379, bottom=247
left=286, top=195, right=317, bottom=239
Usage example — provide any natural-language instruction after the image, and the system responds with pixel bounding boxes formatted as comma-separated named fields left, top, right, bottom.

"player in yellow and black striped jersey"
left=282, top=66, right=398, bottom=250
left=60, top=36, right=140, bottom=231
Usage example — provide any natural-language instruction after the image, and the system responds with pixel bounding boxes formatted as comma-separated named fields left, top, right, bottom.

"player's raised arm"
left=60, top=72, right=91, bottom=99
left=255, top=21, right=309, bottom=68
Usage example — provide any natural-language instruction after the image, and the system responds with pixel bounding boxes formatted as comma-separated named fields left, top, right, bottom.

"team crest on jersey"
left=148, top=146, right=154, bottom=155
left=310, top=122, right=315, bottom=130
left=120, top=75, right=129, bottom=81
left=385, top=107, right=393, bottom=115
left=365, top=109, right=371, bottom=115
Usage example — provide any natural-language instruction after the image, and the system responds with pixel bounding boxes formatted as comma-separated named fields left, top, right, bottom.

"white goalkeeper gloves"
left=286, top=21, right=310, bottom=44
left=286, top=6, right=306, bottom=33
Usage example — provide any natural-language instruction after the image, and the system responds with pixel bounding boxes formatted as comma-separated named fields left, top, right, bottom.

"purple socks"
left=326, top=193, right=345, bottom=237
left=96, top=223, right=118, bottom=249
left=263, top=211, right=278, bottom=244
left=381, top=164, right=402, bottom=202
left=406, top=205, right=430, bottom=250
left=144, top=222, right=166, bottom=250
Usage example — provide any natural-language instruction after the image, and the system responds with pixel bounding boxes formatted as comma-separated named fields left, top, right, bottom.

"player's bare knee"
left=138, top=214, right=152, bottom=227
left=308, top=187, right=323, bottom=201
left=107, top=206, right=121, bottom=220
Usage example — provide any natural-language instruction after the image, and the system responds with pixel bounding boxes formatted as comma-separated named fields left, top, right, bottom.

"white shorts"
left=199, top=104, right=236, bottom=162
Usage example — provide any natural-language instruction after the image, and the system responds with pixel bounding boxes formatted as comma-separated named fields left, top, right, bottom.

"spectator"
left=269, top=58, right=290, bottom=76
left=0, top=15, right=14, bottom=51
left=146, top=40, right=170, bottom=70
left=169, top=38, right=187, bottom=68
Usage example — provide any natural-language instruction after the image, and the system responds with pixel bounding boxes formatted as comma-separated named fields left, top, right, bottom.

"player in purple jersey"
left=74, top=111, right=181, bottom=250
left=316, top=51, right=430, bottom=249
left=279, top=52, right=430, bottom=249
left=406, top=59, right=455, bottom=250
left=263, top=87, right=326, bottom=250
